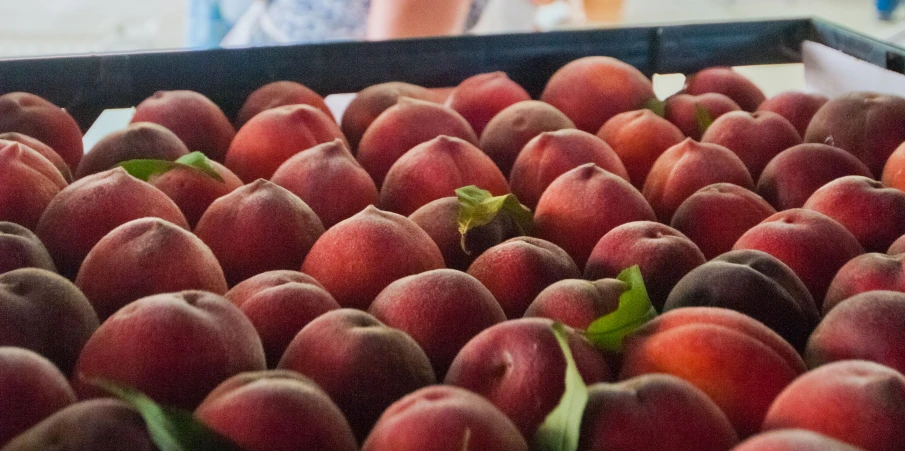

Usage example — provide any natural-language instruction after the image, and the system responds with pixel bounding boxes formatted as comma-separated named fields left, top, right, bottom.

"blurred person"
left=207, top=0, right=587, bottom=46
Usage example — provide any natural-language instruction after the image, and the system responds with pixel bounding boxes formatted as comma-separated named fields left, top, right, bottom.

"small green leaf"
left=91, top=379, right=243, bottom=451
left=119, top=151, right=224, bottom=183
left=176, top=152, right=225, bottom=182
left=119, top=159, right=179, bottom=182
left=534, top=322, right=589, bottom=451
left=456, top=185, right=533, bottom=253
left=585, top=265, right=657, bottom=352
left=644, top=97, right=666, bottom=117
left=694, top=104, right=715, bottom=136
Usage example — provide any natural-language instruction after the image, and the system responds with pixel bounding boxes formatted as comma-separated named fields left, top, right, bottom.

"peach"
left=683, top=67, right=766, bottom=112
left=663, top=249, right=819, bottom=351
left=642, top=138, right=754, bottom=223
left=882, top=141, right=905, bottom=192
left=194, top=179, right=324, bottom=287
left=301, top=206, right=444, bottom=310
left=130, top=90, right=235, bottom=163
left=0, top=141, right=67, bottom=230
left=226, top=104, right=348, bottom=182
left=444, top=318, right=611, bottom=442
left=278, top=309, right=436, bottom=441
left=756, top=90, right=830, bottom=137
left=663, top=92, right=742, bottom=140
left=804, top=91, right=905, bottom=176
left=0, top=347, right=76, bottom=446
left=579, top=374, right=739, bottom=451
left=733, top=208, right=864, bottom=307
left=584, top=221, right=706, bottom=312
left=803, top=175, right=905, bottom=253
left=671, top=183, right=776, bottom=259
left=0, top=222, right=56, bottom=273
left=75, top=217, right=228, bottom=320
left=356, top=97, right=477, bottom=187
left=0, top=133, right=72, bottom=182
left=380, top=135, right=509, bottom=216
left=74, top=122, right=189, bottom=179
left=146, top=158, right=244, bottom=228
left=756, top=143, right=873, bottom=211
left=235, top=80, right=333, bottom=128
left=523, top=278, right=623, bottom=329
left=762, top=360, right=905, bottom=451
left=540, top=56, right=655, bottom=133
left=72, top=290, right=266, bottom=410
left=0, top=92, right=83, bottom=171
left=466, top=236, right=581, bottom=319
left=368, top=269, right=506, bottom=378
left=890, top=234, right=905, bottom=255
left=34, top=167, right=189, bottom=278
left=596, top=108, right=685, bottom=190
left=444, top=71, right=531, bottom=137
left=535, top=163, right=657, bottom=269
left=195, top=370, right=357, bottom=451
left=619, top=307, right=806, bottom=438
left=2, top=399, right=155, bottom=450
left=510, top=128, right=630, bottom=209
left=341, top=82, right=436, bottom=152
left=362, top=385, right=528, bottom=451
left=733, top=429, right=864, bottom=451
left=823, top=253, right=905, bottom=313
left=408, top=196, right=524, bottom=271
left=0, top=268, right=99, bottom=375
left=478, top=100, right=576, bottom=176
left=807, top=291, right=905, bottom=374
left=270, top=139, right=378, bottom=228
left=701, top=110, right=802, bottom=181
left=225, top=270, right=340, bottom=368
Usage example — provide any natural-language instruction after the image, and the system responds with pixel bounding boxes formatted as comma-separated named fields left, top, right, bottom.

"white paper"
left=803, top=40, right=905, bottom=98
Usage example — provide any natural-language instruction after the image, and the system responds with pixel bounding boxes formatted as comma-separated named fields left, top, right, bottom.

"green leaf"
left=534, top=322, right=589, bottom=451
left=91, top=379, right=243, bottom=451
left=694, top=103, right=715, bottom=136
left=644, top=97, right=666, bottom=117
left=585, top=265, right=657, bottom=352
left=456, top=185, right=533, bottom=253
left=119, top=151, right=224, bottom=183
left=176, top=152, right=225, bottom=182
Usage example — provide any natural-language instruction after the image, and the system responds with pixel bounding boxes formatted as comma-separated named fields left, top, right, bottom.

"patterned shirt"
left=250, top=0, right=489, bottom=44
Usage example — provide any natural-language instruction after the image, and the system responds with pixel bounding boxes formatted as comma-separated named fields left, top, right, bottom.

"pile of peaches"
left=1, top=54, right=905, bottom=451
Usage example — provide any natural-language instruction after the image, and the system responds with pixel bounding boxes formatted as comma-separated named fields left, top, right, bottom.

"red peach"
left=341, top=82, right=436, bottom=152
left=195, top=370, right=357, bottom=451
left=733, top=429, right=864, bottom=451
left=380, top=135, right=509, bottom=216
left=683, top=67, right=766, bottom=112
left=541, top=56, right=655, bottom=133
left=756, top=143, right=873, bottom=211
left=235, top=80, right=333, bottom=128
left=642, top=138, right=754, bottom=223
left=478, top=100, right=576, bottom=176
left=823, top=252, right=905, bottom=313
left=356, top=97, right=477, bottom=187
left=444, top=71, right=532, bottom=137
left=0, top=347, right=76, bottom=446
left=0, top=92, right=83, bottom=171
left=523, top=278, right=623, bottom=329
left=368, top=268, right=506, bottom=378
left=0, top=133, right=72, bottom=182
left=226, top=104, right=348, bottom=182
left=130, top=90, right=235, bottom=163
left=301, top=206, right=445, bottom=310
left=72, top=290, right=267, bottom=410
left=147, top=159, right=244, bottom=228
left=535, top=163, right=657, bottom=269
left=74, top=122, right=189, bottom=179
left=701, top=110, right=802, bottom=181
left=510, top=128, right=630, bottom=209
left=75, top=217, right=228, bottom=320
left=670, top=183, right=776, bottom=259
left=756, top=90, right=830, bottom=137
left=0, top=222, right=56, bottom=274
left=270, top=139, right=378, bottom=228
left=0, top=141, right=66, bottom=231
left=663, top=92, right=742, bottom=140
left=733, top=208, right=864, bottom=308
left=596, top=108, right=685, bottom=190
left=194, top=179, right=325, bottom=287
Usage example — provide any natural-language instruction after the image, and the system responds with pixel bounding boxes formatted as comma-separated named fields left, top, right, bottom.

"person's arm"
left=366, top=0, right=473, bottom=40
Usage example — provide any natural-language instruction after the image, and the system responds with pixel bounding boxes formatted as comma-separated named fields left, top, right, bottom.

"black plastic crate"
left=1, top=17, right=903, bottom=131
